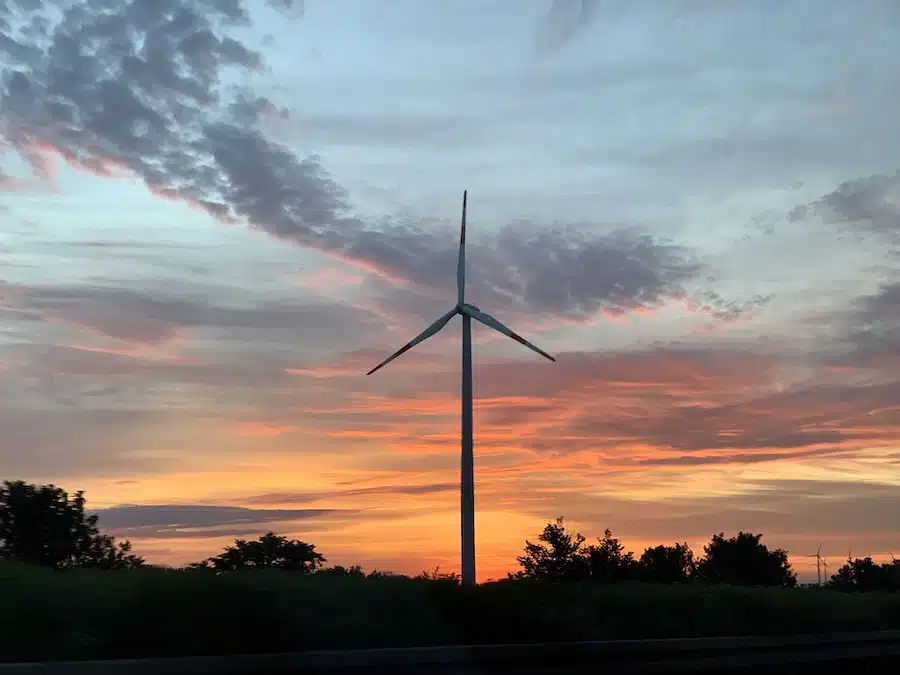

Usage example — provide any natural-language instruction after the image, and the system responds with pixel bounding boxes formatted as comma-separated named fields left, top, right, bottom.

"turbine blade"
left=366, top=308, right=458, bottom=376
left=457, top=190, right=467, bottom=304
left=463, top=306, right=555, bottom=362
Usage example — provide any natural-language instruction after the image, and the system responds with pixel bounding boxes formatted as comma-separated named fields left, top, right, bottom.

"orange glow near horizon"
left=36, top=333, right=897, bottom=583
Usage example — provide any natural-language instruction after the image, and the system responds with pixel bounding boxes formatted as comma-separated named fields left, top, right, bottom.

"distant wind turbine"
left=807, top=544, right=825, bottom=586
left=366, top=191, right=556, bottom=586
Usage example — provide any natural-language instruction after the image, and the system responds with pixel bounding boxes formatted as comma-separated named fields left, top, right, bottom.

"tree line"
left=2, top=481, right=898, bottom=592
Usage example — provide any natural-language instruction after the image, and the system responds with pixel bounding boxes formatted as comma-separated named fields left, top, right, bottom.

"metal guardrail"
left=2, top=630, right=900, bottom=674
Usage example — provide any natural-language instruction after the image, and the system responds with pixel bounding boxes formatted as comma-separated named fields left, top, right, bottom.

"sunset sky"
left=1, top=0, right=899, bottom=582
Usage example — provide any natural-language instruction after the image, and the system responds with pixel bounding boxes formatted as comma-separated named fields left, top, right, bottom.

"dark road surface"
left=3, top=632, right=900, bottom=674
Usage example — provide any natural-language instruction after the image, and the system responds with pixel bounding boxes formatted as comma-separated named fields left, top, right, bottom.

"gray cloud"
left=854, top=282, right=900, bottom=323
left=245, top=481, right=458, bottom=505
left=91, top=502, right=420, bottom=551
left=777, top=173, right=900, bottom=369
left=1, top=281, right=381, bottom=347
left=10, top=236, right=222, bottom=278
left=0, top=407, right=176, bottom=478
left=632, top=479, right=900, bottom=542
left=534, top=0, right=601, bottom=55
left=690, top=290, right=774, bottom=322
left=265, top=0, right=303, bottom=17
left=8, top=342, right=298, bottom=396
left=819, top=282, right=900, bottom=371
left=595, top=134, right=878, bottom=195
left=791, top=170, right=900, bottom=241
left=561, top=378, right=900, bottom=456
left=519, top=3, right=900, bottom=218
left=270, top=112, right=484, bottom=149
left=0, top=0, right=726, bottom=323
left=93, top=503, right=345, bottom=540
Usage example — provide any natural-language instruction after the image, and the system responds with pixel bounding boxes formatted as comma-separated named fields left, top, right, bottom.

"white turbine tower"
left=366, top=190, right=556, bottom=586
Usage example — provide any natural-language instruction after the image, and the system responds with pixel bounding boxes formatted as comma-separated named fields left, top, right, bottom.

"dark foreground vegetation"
left=2, top=480, right=900, bottom=663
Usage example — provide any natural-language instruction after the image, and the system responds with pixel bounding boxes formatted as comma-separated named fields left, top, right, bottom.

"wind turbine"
left=365, top=190, right=556, bottom=586
left=808, top=544, right=824, bottom=586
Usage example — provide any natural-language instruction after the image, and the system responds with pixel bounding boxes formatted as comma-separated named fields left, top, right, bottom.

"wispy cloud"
left=534, top=0, right=601, bottom=55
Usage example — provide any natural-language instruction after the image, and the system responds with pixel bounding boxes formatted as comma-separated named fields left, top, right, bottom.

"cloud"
left=630, top=448, right=848, bottom=468
left=0, top=0, right=727, bottom=323
left=853, top=282, right=900, bottom=323
left=534, top=0, right=602, bottom=55
left=1, top=281, right=382, bottom=348
left=266, top=112, right=483, bottom=149
left=567, top=379, right=900, bottom=456
left=790, top=170, right=900, bottom=241
left=245, top=481, right=458, bottom=506
left=287, top=348, right=450, bottom=379
left=93, top=504, right=345, bottom=540
left=0, top=276, right=392, bottom=479
left=689, top=290, right=774, bottom=322
left=297, top=343, right=900, bottom=465
left=825, top=282, right=900, bottom=371
left=517, top=3, right=900, bottom=215
left=265, top=0, right=304, bottom=17
left=0, top=407, right=176, bottom=479
left=632, top=479, right=900, bottom=544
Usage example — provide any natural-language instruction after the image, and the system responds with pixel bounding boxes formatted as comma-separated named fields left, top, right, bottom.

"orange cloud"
left=24, top=137, right=131, bottom=180
left=287, top=348, right=449, bottom=379
left=294, top=266, right=366, bottom=291
left=234, top=422, right=298, bottom=438
left=63, top=341, right=184, bottom=364
left=289, top=345, right=898, bottom=475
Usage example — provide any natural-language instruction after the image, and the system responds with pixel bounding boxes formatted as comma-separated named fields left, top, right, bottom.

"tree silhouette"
left=828, top=556, right=900, bottom=592
left=515, top=520, right=638, bottom=582
left=191, top=531, right=326, bottom=572
left=0, top=480, right=143, bottom=569
left=696, top=532, right=796, bottom=587
left=638, top=543, right=696, bottom=583
left=515, top=517, right=590, bottom=579
left=585, top=529, right=636, bottom=582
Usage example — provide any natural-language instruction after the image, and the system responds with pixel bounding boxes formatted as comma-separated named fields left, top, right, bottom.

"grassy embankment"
left=2, top=562, right=899, bottom=662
